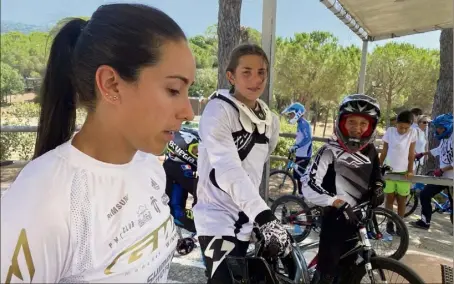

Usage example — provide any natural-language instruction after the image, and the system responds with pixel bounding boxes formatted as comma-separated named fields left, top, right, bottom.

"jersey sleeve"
left=430, top=145, right=440, bottom=157
left=1, top=177, right=71, bottom=283
left=368, top=144, right=384, bottom=185
left=301, top=145, right=337, bottom=207
left=410, top=128, right=417, bottom=143
left=382, top=128, right=390, bottom=143
left=268, top=114, right=280, bottom=159
left=198, top=101, right=269, bottom=222
left=295, top=119, right=312, bottom=148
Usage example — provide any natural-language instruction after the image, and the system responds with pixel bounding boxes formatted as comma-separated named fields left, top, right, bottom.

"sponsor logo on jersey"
left=150, top=196, right=161, bottom=213
left=107, top=194, right=129, bottom=220
left=179, top=131, right=198, bottom=144
left=109, top=221, right=135, bottom=248
left=233, top=132, right=252, bottom=150
left=168, top=140, right=196, bottom=165
left=146, top=252, right=174, bottom=283
left=5, top=229, right=35, bottom=283
left=104, top=215, right=177, bottom=275
left=150, top=178, right=160, bottom=190
left=137, top=205, right=152, bottom=227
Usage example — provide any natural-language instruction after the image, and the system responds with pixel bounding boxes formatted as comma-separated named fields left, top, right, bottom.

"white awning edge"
left=368, top=24, right=451, bottom=41
left=320, top=0, right=368, bottom=41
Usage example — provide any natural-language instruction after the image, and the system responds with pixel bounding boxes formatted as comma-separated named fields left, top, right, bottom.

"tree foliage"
left=0, top=16, right=441, bottom=121
left=1, top=62, right=25, bottom=103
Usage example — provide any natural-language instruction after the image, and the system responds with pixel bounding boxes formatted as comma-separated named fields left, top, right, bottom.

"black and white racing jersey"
left=193, top=91, right=280, bottom=241
left=301, top=139, right=383, bottom=207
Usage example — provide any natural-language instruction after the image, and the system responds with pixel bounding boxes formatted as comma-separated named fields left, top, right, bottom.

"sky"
left=1, top=0, right=441, bottom=51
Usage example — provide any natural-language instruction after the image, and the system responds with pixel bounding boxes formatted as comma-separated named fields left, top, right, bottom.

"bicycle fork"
left=359, top=226, right=388, bottom=284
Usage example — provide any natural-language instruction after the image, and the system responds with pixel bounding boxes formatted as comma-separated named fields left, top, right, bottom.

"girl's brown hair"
left=226, top=43, right=269, bottom=94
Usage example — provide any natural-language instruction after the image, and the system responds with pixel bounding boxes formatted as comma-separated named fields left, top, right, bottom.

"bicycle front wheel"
left=347, top=256, right=424, bottom=284
left=270, top=195, right=313, bottom=243
left=370, top=207, right=409, bottom=260
left=268, top=170, right=297, bottom=203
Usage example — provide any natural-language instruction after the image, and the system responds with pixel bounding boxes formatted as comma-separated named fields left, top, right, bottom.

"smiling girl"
left=193, top=43, right=291, bottom=283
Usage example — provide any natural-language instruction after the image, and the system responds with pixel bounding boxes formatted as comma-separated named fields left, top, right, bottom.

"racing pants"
left=198, top=235, right=249, bottom=284
left=163, top=159, right=198, bottom=233
left=420, top=184, right=453, bottom=224
left=293, top=157, right=310, bottom=194
left=317, top=207, right=357, bottom=278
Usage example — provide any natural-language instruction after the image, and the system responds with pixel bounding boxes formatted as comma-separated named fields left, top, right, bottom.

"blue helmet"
left=281, top=102, right=306, bottom=125
left=432, top=113, right=453, bottom=140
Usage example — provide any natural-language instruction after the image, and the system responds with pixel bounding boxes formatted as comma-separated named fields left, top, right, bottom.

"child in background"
left=379, top=110, right=417, bottom=234
left=281, top=102, right=312, bottom=194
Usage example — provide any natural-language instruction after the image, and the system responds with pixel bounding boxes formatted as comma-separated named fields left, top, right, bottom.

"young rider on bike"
left=281, top=102, right=313, bottom=194
left=164, top=128, right=200, bottom=254
left=193, top=43, right=291, bottom=283
left=411, top=113, right=453, bottom=229
left=301, top=94, right=385, bottom=284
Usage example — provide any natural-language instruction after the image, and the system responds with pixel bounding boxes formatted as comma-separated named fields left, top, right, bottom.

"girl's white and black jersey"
left=193, top=91, right=280, bottom=241
left=301, top=139, right=382, bottom=208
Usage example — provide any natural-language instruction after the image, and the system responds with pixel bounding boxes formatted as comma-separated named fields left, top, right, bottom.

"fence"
left=1, top=125, right=452, bottom=187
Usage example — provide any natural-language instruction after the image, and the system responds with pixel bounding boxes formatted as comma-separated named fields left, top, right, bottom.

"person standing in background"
left=410, top=108, right=423, bottom=129
left=379, top=110, right=417, bottom=234
left=281, top=102, right=312, bottom=195
left=414, top=115, right=430, bottom=174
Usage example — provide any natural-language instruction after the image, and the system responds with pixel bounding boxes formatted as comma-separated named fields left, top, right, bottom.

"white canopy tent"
left=258, top=0, right=453, bottom=201
left=319, top=0, right=453, bottom=93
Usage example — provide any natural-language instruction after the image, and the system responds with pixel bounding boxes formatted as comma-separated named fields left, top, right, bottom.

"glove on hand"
left=434, top=168, right=444, bottom=177
left=259, top=220, right=292, bottom=258
left=337, top=202, right=359, bottom=225
left=370, top=181, right=385, bottom=209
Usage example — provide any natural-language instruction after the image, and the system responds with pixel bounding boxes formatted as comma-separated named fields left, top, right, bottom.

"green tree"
left=189, top=68, right=217, bottom=97
left=1, top=63, right=25, bottom=103
left=366, top=43, right=417, bottom=125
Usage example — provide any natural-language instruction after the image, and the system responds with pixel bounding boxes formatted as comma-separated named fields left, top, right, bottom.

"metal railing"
left=1, top=125, right=452, bottom=187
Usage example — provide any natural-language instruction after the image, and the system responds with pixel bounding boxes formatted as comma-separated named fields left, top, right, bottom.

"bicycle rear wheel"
left=270, top=195, right=313, bottom=243
left=347, top=256, right=424, bottom=284
left=268, top=170, right=297, bottom=203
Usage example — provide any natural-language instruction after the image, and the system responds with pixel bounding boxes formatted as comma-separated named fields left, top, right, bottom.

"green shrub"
left=1, top=102, right=87, bottom=160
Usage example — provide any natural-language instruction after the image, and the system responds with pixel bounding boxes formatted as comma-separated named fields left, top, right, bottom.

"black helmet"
left=335, top=94, right=381, bottom=152
left=166, top=128, right=200, bottom=167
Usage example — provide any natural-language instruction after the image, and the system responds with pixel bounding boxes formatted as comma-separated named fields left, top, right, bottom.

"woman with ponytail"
left=1, top=4, right=195, bottom=283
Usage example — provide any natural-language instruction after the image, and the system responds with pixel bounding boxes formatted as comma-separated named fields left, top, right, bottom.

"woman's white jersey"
left=1, top=141, right=178, bottom=283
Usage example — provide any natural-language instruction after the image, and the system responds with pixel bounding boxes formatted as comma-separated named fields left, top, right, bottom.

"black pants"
left=293, top=157, right=310, bottom=194
left=420, top=184, right=453, bottom=224
left=317, top=207, right=358, bottom=277
left=163, top=159, right=198, bottom=232
left=199, top=236, right=249, bottom=284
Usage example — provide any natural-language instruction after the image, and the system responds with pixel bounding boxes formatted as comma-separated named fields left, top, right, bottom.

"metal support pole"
left=259, top=0, right=277, bottom=203
left=357, top=40, right=368, bottom=94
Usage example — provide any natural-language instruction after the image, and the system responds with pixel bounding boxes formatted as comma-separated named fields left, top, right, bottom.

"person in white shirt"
left=411, top=113, right=453, bottom=229
left=379, top=110, right=417, bottom=234
left=413, top=115, right=430, bottom=174
left=1, top=4, right=195, bottom=283
left=193, top=43, right=291, bottom=283
left=410, top=107, right=423, bottom=129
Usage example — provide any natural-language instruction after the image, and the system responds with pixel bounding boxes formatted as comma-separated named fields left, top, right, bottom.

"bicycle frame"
left=433, top=191, right=452, bottom=213
left=281, top=151, right=308, bottom=177
left=300, top=202, right=378, bottom=279
left=227, top=233, right=311, bottom=283
left=281, top=203, right=381, bottom=242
